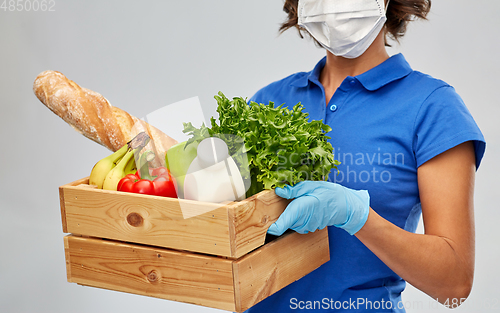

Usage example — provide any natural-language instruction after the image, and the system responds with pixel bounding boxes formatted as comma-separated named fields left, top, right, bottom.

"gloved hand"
left=268, top=181, right=370, bottom=236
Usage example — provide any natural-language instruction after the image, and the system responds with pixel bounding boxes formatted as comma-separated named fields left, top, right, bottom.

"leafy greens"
left=183, top=92, right=340, bottom=197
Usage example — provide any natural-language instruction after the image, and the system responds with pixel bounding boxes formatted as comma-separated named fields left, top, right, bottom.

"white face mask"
left=298, top=0, right=390, bottom=59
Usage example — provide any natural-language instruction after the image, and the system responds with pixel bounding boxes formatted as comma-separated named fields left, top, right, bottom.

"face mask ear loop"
left=385, top=0, right=391, bottom=13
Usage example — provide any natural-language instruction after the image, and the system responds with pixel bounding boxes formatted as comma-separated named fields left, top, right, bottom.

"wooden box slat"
left=233, top=228, right=330, bottom=312
left=64, top=228, right=329, bottom=312
left=228, top=189, right=292, bottom=258
left=59, top=177, right=290, bottom=258
left=64, top=235, right=236, bottom=311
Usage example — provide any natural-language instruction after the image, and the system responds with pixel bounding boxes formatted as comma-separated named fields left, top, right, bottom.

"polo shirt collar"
left=290, top=53, right=413, bottom=91
left=357, top=53, right=413, bottom=90
left=290, top=57, right=326, bottom=88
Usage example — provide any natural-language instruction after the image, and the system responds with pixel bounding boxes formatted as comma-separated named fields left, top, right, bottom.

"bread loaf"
left=33, top=70, right=178, bottom=166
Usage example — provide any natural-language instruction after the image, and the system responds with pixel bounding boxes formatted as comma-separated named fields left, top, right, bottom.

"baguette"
left=33, top=70, right=178, bottom=166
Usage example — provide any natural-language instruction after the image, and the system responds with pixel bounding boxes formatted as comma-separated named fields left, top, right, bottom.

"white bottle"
left=183, top=137, right=246, bottom=203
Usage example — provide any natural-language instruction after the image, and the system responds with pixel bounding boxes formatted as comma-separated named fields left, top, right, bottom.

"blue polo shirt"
left=246, top=54, right=485, bottom=312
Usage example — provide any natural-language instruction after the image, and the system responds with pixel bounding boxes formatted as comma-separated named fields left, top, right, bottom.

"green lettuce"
left=183, top=92, right=340, bottom=197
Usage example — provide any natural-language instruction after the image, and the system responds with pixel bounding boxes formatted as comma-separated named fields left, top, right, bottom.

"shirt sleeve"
left=413, top=85, right=486, bottom=169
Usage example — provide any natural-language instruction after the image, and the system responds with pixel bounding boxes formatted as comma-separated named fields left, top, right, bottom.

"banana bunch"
left=89, top=132, right=150, bottom=190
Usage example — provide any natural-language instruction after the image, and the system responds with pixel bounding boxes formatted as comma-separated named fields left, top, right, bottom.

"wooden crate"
left=65, top=229, right=329, bottom=312
left=60, top=177, right=294, bottom=259
left=60, top=177, right=330, bottom=312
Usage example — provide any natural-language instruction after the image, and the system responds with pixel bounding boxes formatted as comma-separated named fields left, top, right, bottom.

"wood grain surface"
left=64, top=235, right=237, bottom=311
left=233, top=229, right=330, bottom=312
left=61, top=178, right=233, bottom=257
left=59, top=178, right=291, bottom=258
left=64, top=229, right=329, bottom=312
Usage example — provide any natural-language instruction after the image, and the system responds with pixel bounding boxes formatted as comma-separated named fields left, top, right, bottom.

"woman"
left=247, top=0, right=485, bottom=312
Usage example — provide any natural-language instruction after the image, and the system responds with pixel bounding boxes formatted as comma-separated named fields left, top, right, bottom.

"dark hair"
left=280, top=0, right=432, bottom=46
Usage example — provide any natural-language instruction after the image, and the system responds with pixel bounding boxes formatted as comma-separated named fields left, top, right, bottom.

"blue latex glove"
left=268, top=181, right=370, bottom=236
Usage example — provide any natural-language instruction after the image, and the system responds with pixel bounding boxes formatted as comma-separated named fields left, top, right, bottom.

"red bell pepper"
left=117, top=151, right=177, bottom=198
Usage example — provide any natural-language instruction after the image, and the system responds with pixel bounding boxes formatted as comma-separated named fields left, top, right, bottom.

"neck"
left=319, top=30, right=390, bottom=99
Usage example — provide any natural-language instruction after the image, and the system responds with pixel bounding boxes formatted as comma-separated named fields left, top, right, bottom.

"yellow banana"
left=89, top=144, right=129, bottom=188
left=102, top=149, right=136, bottom=191
left=124, top=151, right=137, bottom=175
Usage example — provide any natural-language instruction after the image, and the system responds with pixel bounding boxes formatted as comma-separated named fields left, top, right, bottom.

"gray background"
left=1, top=0, right=499, bottom=312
